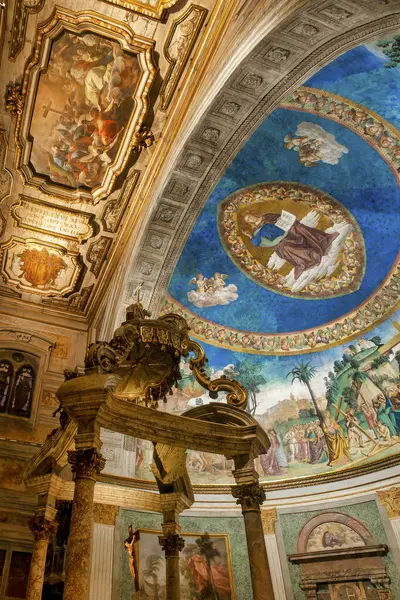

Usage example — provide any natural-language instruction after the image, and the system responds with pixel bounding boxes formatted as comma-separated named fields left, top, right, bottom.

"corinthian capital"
left=158, top=533, right=185, bottom=557
left=232, top=482, right=266, bottom=512
left=29, top=516, right=57, bottom=542
left=67, top=448, right=105, bottom=480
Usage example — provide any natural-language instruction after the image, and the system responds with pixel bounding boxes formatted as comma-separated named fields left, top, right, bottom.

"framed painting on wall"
left=129, top=528, right=236, bottom=599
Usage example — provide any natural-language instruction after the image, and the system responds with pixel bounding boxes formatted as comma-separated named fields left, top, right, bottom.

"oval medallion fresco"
left=218, top=181, right=365, bottom=299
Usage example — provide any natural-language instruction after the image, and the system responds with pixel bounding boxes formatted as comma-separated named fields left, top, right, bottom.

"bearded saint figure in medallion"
left=243, top=209, right=339, bottom=281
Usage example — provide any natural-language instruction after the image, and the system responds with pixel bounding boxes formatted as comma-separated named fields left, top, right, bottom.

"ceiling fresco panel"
left=12, top=8, right=156, bottom=204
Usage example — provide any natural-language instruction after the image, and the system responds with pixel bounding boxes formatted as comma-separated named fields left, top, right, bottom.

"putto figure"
left=188, top=272, right=238, bottom=308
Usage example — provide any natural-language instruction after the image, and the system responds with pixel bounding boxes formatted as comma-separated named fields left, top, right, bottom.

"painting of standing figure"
left=127, top=529, right=235, bottom=599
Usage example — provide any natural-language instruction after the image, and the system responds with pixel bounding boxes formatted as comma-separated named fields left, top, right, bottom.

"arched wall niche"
left=0, top=328, right=55, bottom=428
left=297, top=511, right=374, bottom=553
left=109, top=2, right=400, bottom=328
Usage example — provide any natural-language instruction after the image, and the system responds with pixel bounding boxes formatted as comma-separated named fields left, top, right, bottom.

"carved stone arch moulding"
left=122, top=8, right=400, bottom=353
left=12, top=8, right=156, bottom=204
left=99, top=0, right=180, bottom=21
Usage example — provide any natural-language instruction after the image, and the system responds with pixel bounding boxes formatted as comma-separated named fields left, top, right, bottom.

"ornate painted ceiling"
left=1, top=0, right=400, bottom=493
left=0, top=0, right=225, bottom=318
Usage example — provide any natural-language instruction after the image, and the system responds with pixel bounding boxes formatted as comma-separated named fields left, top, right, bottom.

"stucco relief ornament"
left=131, top=125, right=154, bottom=154
left=158, top=533, right=185, bottom=556
left=4, top=81, right=25, bottom=117
left=377, top=487, right=400, bottom=518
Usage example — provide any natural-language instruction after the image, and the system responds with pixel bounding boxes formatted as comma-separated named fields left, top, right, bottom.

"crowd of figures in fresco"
left=177, top=321, right=400, bottom=483
left=100, top=320, right=400, bottom=485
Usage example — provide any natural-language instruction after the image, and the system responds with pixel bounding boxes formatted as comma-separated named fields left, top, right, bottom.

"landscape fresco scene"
left=101, top=314, right=400, bottom=485
left=130, top=530, right=234, bottom=600
left=30, top=30, right=141, bottom=189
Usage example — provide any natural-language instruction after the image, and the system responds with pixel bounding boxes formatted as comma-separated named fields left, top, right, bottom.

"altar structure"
left=23, top=300, right=273, bottom=600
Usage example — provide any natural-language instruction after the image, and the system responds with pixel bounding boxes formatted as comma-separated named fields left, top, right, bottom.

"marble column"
left=26, top=516, right=57, bottom=600
left=232, top=458, right=275, bottom=600
left=159, top=530, right=185, bottom=600
left=158, top=493, right=191, bottom=600
left=63, top=448, right=105, bottom=600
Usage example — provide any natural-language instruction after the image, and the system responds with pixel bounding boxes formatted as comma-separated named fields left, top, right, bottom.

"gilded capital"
left=29, top=516, right=57, bottom=542
left=158, top=533, right=185, bottom=557
left=377, top=487, right=400, bottom=518
left=68, top=448, right=105, bottom=480
left=232, top=482, right=266, bottom=512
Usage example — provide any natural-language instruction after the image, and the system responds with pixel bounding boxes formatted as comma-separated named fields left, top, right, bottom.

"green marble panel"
left=119, top=510, right=252, bottom=600
left=279, top=501, right=400, bottom=600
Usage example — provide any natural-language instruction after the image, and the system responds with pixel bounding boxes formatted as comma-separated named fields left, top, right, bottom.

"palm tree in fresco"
left=142, top=555, right=163, bottom=600
left=287, top=361, right=324, bottom=427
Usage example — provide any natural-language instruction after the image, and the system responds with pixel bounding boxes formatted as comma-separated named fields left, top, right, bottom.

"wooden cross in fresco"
left=42, top=100, right=64, bottom=119
left=332, top=397, right=376, bottom=445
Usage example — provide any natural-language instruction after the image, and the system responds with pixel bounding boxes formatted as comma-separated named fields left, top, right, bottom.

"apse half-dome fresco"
left=102, top=33, right=400, bottom=487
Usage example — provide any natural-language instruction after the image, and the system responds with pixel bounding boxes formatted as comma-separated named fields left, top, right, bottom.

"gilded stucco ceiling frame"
left=123, top=3, right=400, bottom=355
left=13, top=7, right=156, bottom=204
left=99, top=0, right=180, bottom=21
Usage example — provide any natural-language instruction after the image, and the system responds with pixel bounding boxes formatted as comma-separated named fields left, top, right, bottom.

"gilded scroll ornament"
left=160, top=5, right=208, bottom=110
left=131, top=125, right=154, bottom=154
left=183, top=338, right=247, bottom=409
left=4, top=81, right=25, bottom=117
